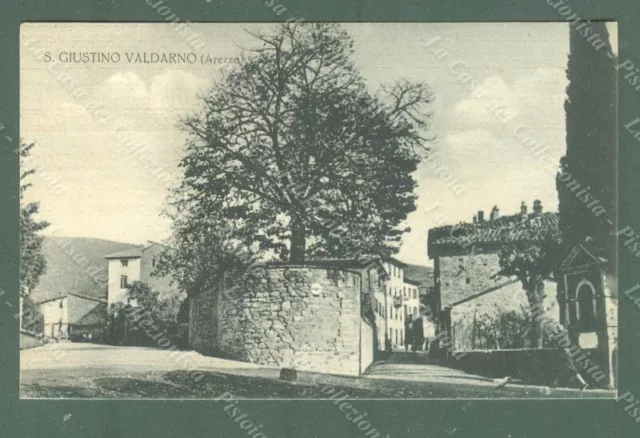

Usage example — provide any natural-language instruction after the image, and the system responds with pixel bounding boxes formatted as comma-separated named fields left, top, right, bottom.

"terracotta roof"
left=428, top=212, right=560, bottom=257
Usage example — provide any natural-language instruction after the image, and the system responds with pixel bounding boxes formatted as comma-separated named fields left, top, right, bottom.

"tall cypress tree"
left=557, top=22, right=617, bottom=262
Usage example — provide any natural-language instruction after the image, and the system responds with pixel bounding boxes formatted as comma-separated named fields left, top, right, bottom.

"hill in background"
left=404, top=264, right=434, bottom=288
left=30, top=236, right=140, bottom=304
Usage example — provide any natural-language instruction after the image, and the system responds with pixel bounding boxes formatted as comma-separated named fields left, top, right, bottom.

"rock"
left=279, top=368, right=298, bottom=381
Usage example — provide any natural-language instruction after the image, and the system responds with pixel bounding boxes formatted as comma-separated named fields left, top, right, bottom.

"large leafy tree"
left=497, top=229, right=561, bottom=348
left=172, top=23, right=433, bottom=270
left=20, top=142, right=49, bottom=295
left=557, top=22, right=616, bottom=261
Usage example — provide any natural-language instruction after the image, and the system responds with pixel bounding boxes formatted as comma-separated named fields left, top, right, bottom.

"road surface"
left=20, top=343, right=615, bottom=399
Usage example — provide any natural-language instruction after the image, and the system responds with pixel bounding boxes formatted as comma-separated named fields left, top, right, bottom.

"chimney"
left=520, top=201, right=527, bottom=217
left=533, top=199, right=543, bottom=216
left=490, top=205, right=500, bottom=221
left=477, top=210, right=484, bottom=223
left=472, top=214, right=477, bottom=224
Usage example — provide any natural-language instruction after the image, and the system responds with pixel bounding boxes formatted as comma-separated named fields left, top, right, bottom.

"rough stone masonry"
left=190, top=266, right=366, bottom=376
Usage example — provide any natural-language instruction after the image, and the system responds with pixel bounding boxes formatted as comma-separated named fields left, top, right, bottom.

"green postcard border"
left=1, top=0, right=638, bottom=437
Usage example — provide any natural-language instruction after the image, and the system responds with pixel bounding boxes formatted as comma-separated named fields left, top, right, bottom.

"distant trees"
left=557, top=22, right=617, bottom=260
left=169, top=22, right=433, bottom=285
left=20, top=142, right=49, bottom=295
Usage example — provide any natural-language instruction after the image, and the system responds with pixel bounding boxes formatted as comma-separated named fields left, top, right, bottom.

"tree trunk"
left=289, top=215, right=306, bottom=264
left=526, top=277, right=545, bottom=349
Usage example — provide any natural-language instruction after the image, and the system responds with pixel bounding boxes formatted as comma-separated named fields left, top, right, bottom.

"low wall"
left=20, top=330, right=45, bottom=349
left=448, top=348, right=610, bottom=388
left=192, top=266, right=364, bottom=376
left=360, top=318, right=374, bottom=374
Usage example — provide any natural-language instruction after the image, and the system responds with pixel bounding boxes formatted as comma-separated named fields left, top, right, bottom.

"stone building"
left=428, top=201, right=560, bottom=355
left=189, top=259, right=388, bottom=376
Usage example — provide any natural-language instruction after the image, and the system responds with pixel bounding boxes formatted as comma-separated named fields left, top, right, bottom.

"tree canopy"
left=558, top=22, right=617, bottom=261
left=20, top=142, right=49, bottom=295
left=497, top=226, right=561, bottom=348
left=169, top=23, right=433, bottom=275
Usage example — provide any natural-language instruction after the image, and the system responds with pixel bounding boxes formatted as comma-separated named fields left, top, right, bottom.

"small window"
left=120, top=275, right=128, bottom=288
left=413, top=289, right=417, bottom=299
left=152, top=258, right=156, bottom=267
left=121, top=259, right=128, bottom=267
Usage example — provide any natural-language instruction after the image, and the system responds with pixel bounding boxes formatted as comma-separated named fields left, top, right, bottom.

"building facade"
left=37, top=293, right=107, bottom=341
left=105, top=241, right=179, bottom=308
left=370, top=258, right=428, bottom=350
left=558, top=242, right=618, bottom=388
left=428, top=201, right=561, bottom=355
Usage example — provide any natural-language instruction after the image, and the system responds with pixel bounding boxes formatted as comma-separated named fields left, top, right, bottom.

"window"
left=121, top=259, right=128, bottom=267
left=403, top=286, right=407, bottom=297
left=577, top=281, right=598, bottom=330
left=414, top=306, right=418, bottom=315
left=413, top=289, right=417, bottom=299
left=152, top=258, right=156, bottom=267
left=120, top=275, right=128, bottom=288
left=404, top=305, right=408, bottom=317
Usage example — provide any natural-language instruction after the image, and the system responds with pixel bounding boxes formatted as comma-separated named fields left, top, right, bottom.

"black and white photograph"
left=19, top=21, right=618, bottom=402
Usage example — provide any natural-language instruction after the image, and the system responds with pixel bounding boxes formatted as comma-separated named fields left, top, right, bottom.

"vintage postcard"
left=19, top=22, right=618, bottom=404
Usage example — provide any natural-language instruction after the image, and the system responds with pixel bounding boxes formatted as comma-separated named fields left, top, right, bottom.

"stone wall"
left=450, top=279, right=559, bottom=350
left=190, top=266, right=367, bottom=376
left=20, top=330, right=45, bottom=349
left=439, top=253, right=507, bottom=308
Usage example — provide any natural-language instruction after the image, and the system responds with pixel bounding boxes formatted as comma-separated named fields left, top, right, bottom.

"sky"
left=20, top=22, right=618, bottom=266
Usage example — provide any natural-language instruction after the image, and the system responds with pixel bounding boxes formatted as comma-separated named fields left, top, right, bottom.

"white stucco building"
left=105, top=241, right=181, bottom=308
left=38, top=293, right=107, bottom=340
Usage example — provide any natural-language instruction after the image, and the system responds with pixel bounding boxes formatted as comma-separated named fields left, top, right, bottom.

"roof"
left=104, top=248, right=143, bottom=259
left=559, top=240, right=608, bottom=272
left=105, top=242, right=173, bottom=260
left=72, top=302, right=107, bottom=326
left=403, top=278, right=421, bottom=286
left=35, top=292, right=107, bottom=305
left=428, top=212, right=560, bottom=258
left=68, top=292, right=107, bottom=303
left=382, top=257, right=409, bottom=268
left=404, top=264, right=434, bottom=287
left=265, top=258, right=390, bottom=278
